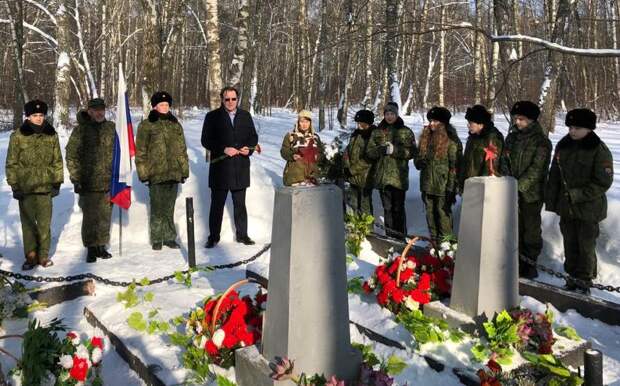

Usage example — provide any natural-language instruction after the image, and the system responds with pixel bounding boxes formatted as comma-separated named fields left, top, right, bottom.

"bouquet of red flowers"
left=185, top=288, right=266, bottom=369
left=362, top=238, right=455, bottom=314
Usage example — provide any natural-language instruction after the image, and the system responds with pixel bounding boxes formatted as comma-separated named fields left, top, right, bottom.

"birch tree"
left=205, top=0, right=223, bottom=110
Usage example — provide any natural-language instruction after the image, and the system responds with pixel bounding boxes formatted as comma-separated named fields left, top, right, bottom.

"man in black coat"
left=201, top=86, right=259, bottom=248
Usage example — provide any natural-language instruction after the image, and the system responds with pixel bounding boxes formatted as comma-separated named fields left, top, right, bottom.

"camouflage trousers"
left=78, top=192, right=112, bottom=247
left=422, top=193, right=453, bottom=242
left=518, top=200, right=544, bottom=262
left=347, top=185, right=373, bottom=216
left=560, top=218, right=599, bottom=281
left=149, top=183, right=178, bottom=243
left=18, top=194, right=52, bottom=259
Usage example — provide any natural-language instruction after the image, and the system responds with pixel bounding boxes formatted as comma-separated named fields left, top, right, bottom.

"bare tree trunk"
left=74, top=0, right=98, bottom=98
left=4, top=0, right=28, bottom=127
left=228, top=0, right=249, bottom=88
left=361, top=3, right=374, bottom=108
left=99, top=0, right=108, bottom=99
left=317, top=0, right=328, bottom=131
left=385, top=0, right=402, bottom=107
left=613, top=0, right=620, bottom=110
left=53, top=2, right=72, bottom=132
left=538, top=0, right=577, bottom=134
left=205, top=0, right=223, bottom=110
left=139, top=0, right=159, bottom=116
left=438, top=4, right=446, bottom=107
left=473, top=0, right=483, bottom=103
left=295, top=0, right=308, bottom=110
left=337, top=0, right=354, bottom=128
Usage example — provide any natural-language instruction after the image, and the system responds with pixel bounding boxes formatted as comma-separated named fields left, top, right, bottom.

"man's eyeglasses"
left=224, top=98, right=237, bottom=102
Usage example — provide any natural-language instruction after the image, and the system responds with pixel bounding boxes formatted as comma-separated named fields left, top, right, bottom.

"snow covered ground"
left=0, top=107, right=619, bottom=385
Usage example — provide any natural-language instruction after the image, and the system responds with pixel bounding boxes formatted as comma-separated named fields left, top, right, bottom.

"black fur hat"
left=465, top=104, right=492, bottom=124
left=565, top=108, right=596, bottom=130
left=150, top=91, right=173, bottom=107
left=427, top=106, right=451, bottom=125
left=510, top=101, right=540, bottom=121
left=354, top=109, right=375, bottom=125
left=24, top=100, right=48, bottom=116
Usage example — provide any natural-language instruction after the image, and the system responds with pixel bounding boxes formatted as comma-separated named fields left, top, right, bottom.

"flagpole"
left=119, top=206, right=123, bottom=257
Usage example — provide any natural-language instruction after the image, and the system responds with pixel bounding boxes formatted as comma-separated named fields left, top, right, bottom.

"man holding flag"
left=66, top=98, right=116, bottom=262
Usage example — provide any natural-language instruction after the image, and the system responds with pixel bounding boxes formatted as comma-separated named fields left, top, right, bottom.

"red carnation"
left=418, top=273, right=432, bottom=291
left=391, top=288, right=405, bottom=303
left=69, top=355, right=89, bottom=382
left=362, top=281, right=373, bottom=294
left=377, top=290, right=389, bottom=306
left=90, top=336, right=104, bottom=350
left=205, top=339, right=219, bottom=356
left=400, top=268, right=413, bottom=283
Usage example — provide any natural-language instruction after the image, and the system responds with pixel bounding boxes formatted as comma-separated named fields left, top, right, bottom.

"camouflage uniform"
left=366, top=117, right=416, bottom=237
left=502, top=121, right=552, bottom=275
left=414, top=127, right=459, bottom=242
left=460, top=123, right=505, bottom=191
left=66, top=110, right=116, bottom=248
left=545, top=132, right=613, bottom=281
left=135, top=111, right=189, bottom=244
left=343, top=126, right=376, bottom=215
left=5, top=121, right=63, bottom=265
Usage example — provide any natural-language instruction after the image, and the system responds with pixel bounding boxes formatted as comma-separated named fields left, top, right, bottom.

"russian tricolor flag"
left=110, top=64, right=135, bottom=209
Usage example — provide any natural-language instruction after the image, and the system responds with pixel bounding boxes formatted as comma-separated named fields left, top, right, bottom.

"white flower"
left=67, top=331, right=81, bottom=346
left=406, top=260, right=416, bottom=269
left=212, top=329, right=226, bottom=348
left=429, top=248, right=436, bottom=257
left=438, top=250, right=445, bottom=259
left=91, top=347, right=103, bottom=365
left=404, top=296, right=420, bottom=311
left=440, top=242, right=451, bottom=251
left=452, top=243, right=458, bottom=250
left=447, top=250, right=455, bottom=258
left=58, top=355, right=73, bottom=369
left=368, top=277, right=376, bottom=288
left=75, top=345, right=90, bottom=360
left=421, top=265, right=427, bottom=272
left=195, top=323, right=203, bottom=335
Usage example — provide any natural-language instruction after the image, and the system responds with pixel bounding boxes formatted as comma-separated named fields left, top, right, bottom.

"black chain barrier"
left=0, top=243, right=271, bottom=288
left=371, top=221, right=620, bottom=294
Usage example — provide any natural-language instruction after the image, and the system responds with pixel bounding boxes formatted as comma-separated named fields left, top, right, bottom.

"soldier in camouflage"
left=545, top=108, right=614, bottom=294
left=366, top=102, right=416, bottom=239
left=343, top=109, right=377, bottom=215
left=135, top=92, right=189, bottom=250
left=502, top=101, right=552, bottom=279
left=66, top=98, right=116, bottom=263
left=460, top=104, right=505, bottom=191
left=5, top=100, right=63, bottom=270
left=415, top=107, right=459, bottom=243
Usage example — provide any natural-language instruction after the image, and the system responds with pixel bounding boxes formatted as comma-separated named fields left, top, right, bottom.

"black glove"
left=12, top=189, right=24, bottom=200
left=51, top=184, right=60, bottom=197
left=73, top=183, right=81, bottom=194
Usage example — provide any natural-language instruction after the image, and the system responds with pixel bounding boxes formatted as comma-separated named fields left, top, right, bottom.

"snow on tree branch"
left=491, top=34, right=620, bottom=57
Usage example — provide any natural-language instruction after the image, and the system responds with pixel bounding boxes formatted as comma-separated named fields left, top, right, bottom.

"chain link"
left=0, top=243, right=271, bottom=288
left=371, top=221, right=620, bottom=294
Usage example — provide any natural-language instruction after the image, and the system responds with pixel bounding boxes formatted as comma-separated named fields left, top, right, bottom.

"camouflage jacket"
left=343, top=126, right=376, bottom=189
left=460, top=123, right=505, bottom=191
left=502, top=121, right=552, bottom=203
left=135, top=111, right=189, bottom=184
left=366, top=117, right=416, bottom=190
left=66, top=111, right=116, bottom=192
left=414, top=129, right=459, bottom=195
left=446, top=124, right=464, bottom=184
left=545, top=132, right=613, bottom=222
left=280, top=129, right=325, bottom=186
left=5, top=121, right=64, bottom=194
